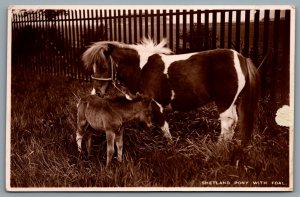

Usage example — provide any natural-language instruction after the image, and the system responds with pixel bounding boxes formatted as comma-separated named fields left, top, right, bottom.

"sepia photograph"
left=6, top=5, right=295, bottom=191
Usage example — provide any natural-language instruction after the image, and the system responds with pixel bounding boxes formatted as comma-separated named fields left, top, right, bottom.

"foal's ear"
left=103, top=44, right=115, bottom=57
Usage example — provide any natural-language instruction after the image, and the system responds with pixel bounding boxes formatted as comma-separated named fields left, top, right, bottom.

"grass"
left=9, top=71, right=290, bottom=189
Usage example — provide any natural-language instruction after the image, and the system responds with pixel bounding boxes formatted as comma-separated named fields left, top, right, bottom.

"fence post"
left=271, top=10, right=281, bottom=103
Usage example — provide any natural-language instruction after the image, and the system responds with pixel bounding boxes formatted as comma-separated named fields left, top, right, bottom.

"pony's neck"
left=111, top=47, right=141, bottom=94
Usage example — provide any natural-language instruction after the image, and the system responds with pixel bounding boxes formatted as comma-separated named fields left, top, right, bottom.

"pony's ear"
left=103, top=44, right=115, bottom=57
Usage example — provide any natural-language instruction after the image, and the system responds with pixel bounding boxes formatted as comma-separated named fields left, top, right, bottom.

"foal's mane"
left=82, top=38, right=173, bottom=70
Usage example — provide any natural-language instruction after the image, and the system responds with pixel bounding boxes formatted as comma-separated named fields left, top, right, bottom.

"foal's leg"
left=86, top=131, right=93, bottom=156
left=76, top=101, right=88, bottom=152
left=218, top=104, right=238, bottom=142
left=152, top=101, right=173, bottom=145
left=76, top=118, right=87, bottom=153
left=106, top=131, right=116, bottom=167
left=115, top=127, right=124, bottom=162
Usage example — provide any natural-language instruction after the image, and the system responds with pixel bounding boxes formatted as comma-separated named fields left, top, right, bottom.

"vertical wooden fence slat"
left=83, top=10, right=88, bottom=80
left=11, top=16, right=15, bottom=70
left=263, top=10, right=270, bottom=56
left=271, top=10, right=281, bottom=102
left=244, top=10, right=250, bottom=57
left=150, top=10, right=154, bottom=39
left=30, top=13, right=35, bottom=73
left=169, top=10, right=173, bottom=50
left=182, top=10, right=187, bottom=52
left=220, top=11, right=225, bottom=48
left=128, top=10, right=132, bottom=43
left=75, top=10, right=80, bottom=80
left=31, top=12, right=38, bottom=73
left=78, top=10, right=83, bottom=80
left=253, top=10, right=260, bottom=64
left=100, top=10, right=104, bottom=40
left=196, top=10, right=201, bottom=51
left=212, top=11, right=217, bottom=49
left=113, top=10, right=117, bottom=41
left=156, top=10, right=161, bottom=42
left=95, top=10, right=99, bottom=41
left=17, top=15, right=21, bottom=70
left=40, top=12, right=44, bottom=74
left=175, top=10, right=180, bottom=53
left=25, top=12, right=30, bottom=73
left=145, top=10, right=148, bottom=37
left=72, top=10, right=76, bottom=79
left=261, top=10, right=270, bottom=98
left=228, top=10, right=232, bottom=49
left=68, top=10, right=73, bottom=78
left=189, top=10, right=194, bottom=52
left=104, top=10, right=108, bottom=40
left=61, top=11, right=66, bottom=77
left=139, top=10, right=143, bottom=40
left=123, top=10, right=127, bottom=43
left=282, top=9, right=291, bottom=104
left=22, top=13, right=27, bottom=72
left=118, top=10, right=122, bottom=42
left=109, top=10, right=113, bottom=41
left=91, top=9, right=95, bottom=42
left=235, top=10, right=241, bottom=52
left=162, top=10, right=167, bottom=39
left=46, top=14, right=51, bottom=75
left=204, top=10, right=209, bottom=50
left=61, top=11, right=65, bottom=77
left=54, top=15, right=58, bottom=76
left=55, top=11, right=62, bottom=76
left=133, top=10, right=138, bottom=43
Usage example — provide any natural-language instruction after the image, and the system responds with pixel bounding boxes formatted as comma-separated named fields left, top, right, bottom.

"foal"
left=76, top=94, right=152, bottom=167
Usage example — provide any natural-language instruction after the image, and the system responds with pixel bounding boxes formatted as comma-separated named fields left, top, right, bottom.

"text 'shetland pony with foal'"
left=82, top=38, right=260, bottom=146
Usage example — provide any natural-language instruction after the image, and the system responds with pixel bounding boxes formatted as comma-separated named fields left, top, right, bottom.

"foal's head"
left=131, top=96, right=153, bottom=128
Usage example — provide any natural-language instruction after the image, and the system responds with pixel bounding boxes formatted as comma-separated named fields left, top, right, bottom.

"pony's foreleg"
left=152, top=101, right=173, bottom=145
left=115, top=128, right=124, bottom=162
left=218, top=105, right=238, bottom=142
left=106, top=131, right=116, bottom=167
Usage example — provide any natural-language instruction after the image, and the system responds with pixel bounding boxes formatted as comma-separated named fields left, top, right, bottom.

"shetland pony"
left=82, top=38, right=260, bottom=145
left=76, top=95, right=152, bottom=167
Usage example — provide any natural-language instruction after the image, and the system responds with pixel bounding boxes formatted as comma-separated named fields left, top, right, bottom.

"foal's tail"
left=238, top=58, right=260, bottom=144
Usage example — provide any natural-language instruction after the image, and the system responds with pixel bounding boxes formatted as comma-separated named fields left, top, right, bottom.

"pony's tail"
left=238, top=58, right=260, bottom=144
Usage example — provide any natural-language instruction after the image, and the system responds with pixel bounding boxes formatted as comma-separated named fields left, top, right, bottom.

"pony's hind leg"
left=106, top=131, right=116, bottom=167
left=115, top=128, right=124, bottom=162
left=218, top=104, right=238, bottom=142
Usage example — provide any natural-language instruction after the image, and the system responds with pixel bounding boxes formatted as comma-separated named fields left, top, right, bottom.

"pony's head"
left=82, top=38, right=173, bottom=97
left=82, top=42, right=116, bottom=96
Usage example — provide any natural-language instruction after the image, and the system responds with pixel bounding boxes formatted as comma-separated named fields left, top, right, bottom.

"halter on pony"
left=90, top=56, right=133, bottom=100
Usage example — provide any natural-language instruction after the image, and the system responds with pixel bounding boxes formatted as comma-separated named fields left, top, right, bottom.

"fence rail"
left=11, top=8, right=291, bottom=104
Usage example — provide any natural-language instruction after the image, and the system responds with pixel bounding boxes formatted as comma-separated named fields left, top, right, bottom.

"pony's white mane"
left=130, top=38, right=173, bottom=54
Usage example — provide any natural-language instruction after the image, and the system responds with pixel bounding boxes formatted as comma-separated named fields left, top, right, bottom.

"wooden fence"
left=11, top=9, right=291, bottom=104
